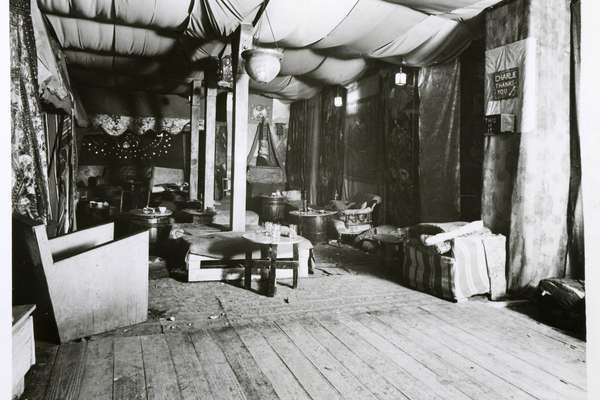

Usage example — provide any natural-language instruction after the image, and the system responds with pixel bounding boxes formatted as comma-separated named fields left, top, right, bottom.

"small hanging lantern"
left=334, top=95, right=343, bottom=108
left=333, top=85, right=344, bottom=107
left=242, top=48, right=283, bottom=84
left=395, top=67, right=408, bottom=86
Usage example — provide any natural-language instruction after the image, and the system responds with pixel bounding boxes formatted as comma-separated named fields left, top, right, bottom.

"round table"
left=242, top=231, right=303, bottom=297
left=288, top=210, right=337, bottom=244
left=128, top=209, right=173, bottom=254
left=181, top=208, right=216, bottom=225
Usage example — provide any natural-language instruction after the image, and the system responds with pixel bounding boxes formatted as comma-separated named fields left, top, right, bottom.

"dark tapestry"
left=11, top=0, right=51, bottom=223
left=317, top=86, right=346, bottom=205
left=460, top=40, right=485, bottom=221
left=287, top=97, right=320, bottom=202
left=286, top=100, right=308, bottom=192
left=345, top=96, right=381, bottom=181
left=381, top=70, right=420, bottom=227
left=418, top=59, right=461, bottom=223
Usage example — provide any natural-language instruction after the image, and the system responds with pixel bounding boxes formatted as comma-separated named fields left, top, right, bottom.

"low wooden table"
left=242, top=232, right=302, bottom=297
left=288, top=210, right=337, bottom=244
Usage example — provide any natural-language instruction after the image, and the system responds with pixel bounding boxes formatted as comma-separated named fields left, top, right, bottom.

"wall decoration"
left=81, top=130, right=176, bottom=162
left=11, top=0, right=51, bottom=223
left=217, top=55, right=233, bottom=87
left=91, top=113, right=194, bottom=136
left=251, top=104, right=271, bottom=121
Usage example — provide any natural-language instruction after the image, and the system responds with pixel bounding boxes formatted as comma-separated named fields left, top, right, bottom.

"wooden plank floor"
left=25, top=303, right=586, bottom=400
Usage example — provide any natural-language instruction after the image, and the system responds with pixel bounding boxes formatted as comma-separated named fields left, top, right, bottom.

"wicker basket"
left=337, top=207, right=373, bottom=226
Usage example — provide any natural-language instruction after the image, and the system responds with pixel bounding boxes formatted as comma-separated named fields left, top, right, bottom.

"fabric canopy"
left=39, top=0, right=500, bottom=99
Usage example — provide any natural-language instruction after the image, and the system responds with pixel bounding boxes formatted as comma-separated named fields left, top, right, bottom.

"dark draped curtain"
left=11, top=0, right=51, bottom=223
left=286, top=96, right=320, bottom=203
left=317, top=86, right=346, bottom=205
left=286, top=101, right=308, bottom=192
left=381, top=70, right=420, bottom=227
left=418, top=60, right=461, bottom=222
left=567, top=0, right=584, bottom=278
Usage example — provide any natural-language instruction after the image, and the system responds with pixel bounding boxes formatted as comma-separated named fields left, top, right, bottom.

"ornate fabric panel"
left=11, top=0, right=51, bottom=223
left=91, top=113, right=193, bottom=136
left=317, top=86, right=346, bottom=205
left=345, top=96, right=381, bottom=182
left=286, top=97, right=320, bottom=202
left=418, top=59, right=461, bottom=223
left=381, top=70, right=420, bottom=227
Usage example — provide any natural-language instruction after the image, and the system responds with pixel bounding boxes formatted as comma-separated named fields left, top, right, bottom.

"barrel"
left=289, top=212, right=336, bottom=244
left=128, top=214, right=171, bottom=255
left=260, top=196, right=287, bottom=223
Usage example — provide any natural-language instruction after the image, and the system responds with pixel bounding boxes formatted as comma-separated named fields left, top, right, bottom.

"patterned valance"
left=91, top=113, right=201, bottom=136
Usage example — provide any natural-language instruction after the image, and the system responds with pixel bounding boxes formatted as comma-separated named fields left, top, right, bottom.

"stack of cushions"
left=400, top=222, right=507, bottom=302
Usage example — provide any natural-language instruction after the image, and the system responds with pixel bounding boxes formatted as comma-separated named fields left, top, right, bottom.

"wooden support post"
left=189, top=80, right=203, bottom=201
left=203, top=86, right=217, bottom=209
left=230, top=23, right=253, bottom=231
left=226, top=92, right=233, bottom=195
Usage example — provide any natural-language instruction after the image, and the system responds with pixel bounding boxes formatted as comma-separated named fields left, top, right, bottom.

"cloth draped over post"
left=55, top=114, right=78, bottom=234
left=483, top=35, right=571, bottom=294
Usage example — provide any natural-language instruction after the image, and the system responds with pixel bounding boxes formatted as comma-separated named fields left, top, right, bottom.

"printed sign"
left=492, top=67, right=520, bottom=100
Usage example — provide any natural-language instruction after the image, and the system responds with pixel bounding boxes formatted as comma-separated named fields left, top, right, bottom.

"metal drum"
left=260, top=195, right=287, bottom=223
left=288, top=210, right=337, bottom=244
left=128, top=209, right=173, bottom=254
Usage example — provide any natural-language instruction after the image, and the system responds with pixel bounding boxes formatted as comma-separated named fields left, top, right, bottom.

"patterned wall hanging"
left=91, top=113, right=194, bottom=136
left=81, top=130, right=175, bottom=162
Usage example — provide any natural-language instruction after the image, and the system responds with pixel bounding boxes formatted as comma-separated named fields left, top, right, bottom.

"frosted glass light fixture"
left=242, top=48, right=283, bottom=84
left=395, top=68, right=408, bottom=86
left=334, top=95, right=343, bottom=107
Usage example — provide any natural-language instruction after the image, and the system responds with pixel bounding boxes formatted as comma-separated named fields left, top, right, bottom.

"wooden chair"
left=146, top=166, right=185, bottom=206
left=331, top=192, right=382, bottom=241
left=15, top=218, right=149, bottom=342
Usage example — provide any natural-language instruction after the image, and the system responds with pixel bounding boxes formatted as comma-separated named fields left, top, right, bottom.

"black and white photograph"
left=3, top=0, right=599, bottom=399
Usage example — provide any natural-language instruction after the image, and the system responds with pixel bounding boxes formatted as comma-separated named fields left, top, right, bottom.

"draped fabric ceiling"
left=38, top=0, right=499, bottom=100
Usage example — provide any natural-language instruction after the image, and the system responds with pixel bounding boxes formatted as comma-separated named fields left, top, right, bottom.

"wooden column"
left=189, top=80, right=203, bottom=200
left=203, top=86, right=217, bottom=209
left=230, top=23, right=253, bottom=231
